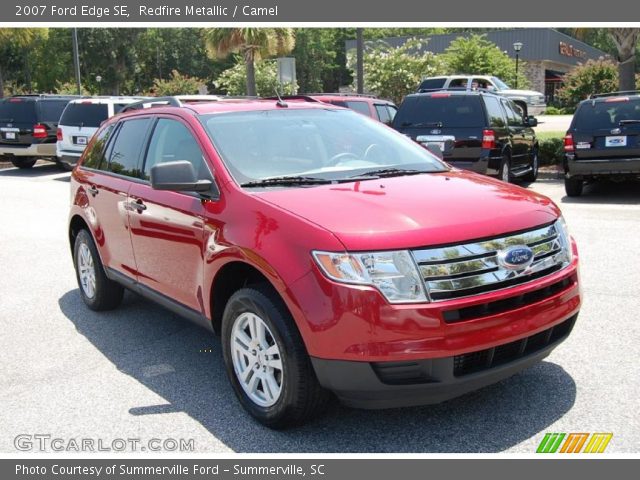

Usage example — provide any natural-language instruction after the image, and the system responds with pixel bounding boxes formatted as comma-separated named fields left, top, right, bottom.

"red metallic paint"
left=69, top=100, right=581, bottom=368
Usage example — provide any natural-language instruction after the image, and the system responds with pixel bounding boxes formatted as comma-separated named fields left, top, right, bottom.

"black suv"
left=563, top=90, right=640, bottom=196
left=0, top=95, right=78, bottom=169
left=393, top=90, right=539, bottom=183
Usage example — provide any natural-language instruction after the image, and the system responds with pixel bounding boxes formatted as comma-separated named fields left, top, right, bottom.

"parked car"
left=57, top=96, right=148, bottom=170
left=393, top=89, right=540, bottom=182
left=308, top=93, right=398, bottom=125
left=418, top=75, right=547, bottom=116
left=0, top=94, right=78, bottom=169
left=563, top=90, right=640, bottom=196
left=69, top=96, right=580, bottom=428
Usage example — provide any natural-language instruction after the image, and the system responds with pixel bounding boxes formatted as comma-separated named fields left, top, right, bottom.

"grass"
left=536, top=131, right=565, bottom=141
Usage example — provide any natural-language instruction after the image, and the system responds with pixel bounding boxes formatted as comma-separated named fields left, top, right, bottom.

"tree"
left=441, top=34, right=529, bottom=89
left=571, top=28, right=640, bottom=92
left=202, top=28, right=295, bottom=96
left=0, top=28, right=48, bottom=97
left=347, top=38, right=443, bottom=104
left=215, top=59, right=297, bottom=96
left=557, top=58, right=640, bottom=107
left=149, top=70, right=206, bottom=96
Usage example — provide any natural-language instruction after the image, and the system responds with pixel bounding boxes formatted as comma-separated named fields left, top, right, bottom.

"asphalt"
left=0, top=164, right=638, bottom=453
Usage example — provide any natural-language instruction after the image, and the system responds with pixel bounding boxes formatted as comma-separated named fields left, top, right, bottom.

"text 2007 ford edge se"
left=68, top=97, right=581, bottom=428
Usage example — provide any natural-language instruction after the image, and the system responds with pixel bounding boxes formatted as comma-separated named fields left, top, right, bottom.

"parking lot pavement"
left=0, top=165, right=638, bottom=453
left=534, top=115, right=572, bottom=133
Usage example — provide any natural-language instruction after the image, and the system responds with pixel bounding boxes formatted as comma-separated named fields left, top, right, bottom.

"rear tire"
left=221, top=285, right=330, bottom=428
left=11, top=158, right=37, bottom=169
left=73, top=229, right=124, bottom=311
left=522, top=149, right=539, bottom=182
left=499, top=155, right=512, bottom=183
left=564, top=177, right=583, bottom=197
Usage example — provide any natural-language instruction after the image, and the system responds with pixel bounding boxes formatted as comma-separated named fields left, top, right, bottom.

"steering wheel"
left=363, top=143, right=382, bottom=161
left=326, top=152, right=360, bottom=167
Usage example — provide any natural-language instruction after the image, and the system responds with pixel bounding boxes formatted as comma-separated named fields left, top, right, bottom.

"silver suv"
left=418, top=75, right=546, bottom=116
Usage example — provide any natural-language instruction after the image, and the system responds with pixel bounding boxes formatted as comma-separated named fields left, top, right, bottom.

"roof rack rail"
left=120, top=95, right=225, bottom=113
left=262, top=95, right=321, bottom=103
left=417, top=87, right=500, bottom=94
left=590, top=90, right=640, bottom=99
left=306, top=92, right=376, bottom=98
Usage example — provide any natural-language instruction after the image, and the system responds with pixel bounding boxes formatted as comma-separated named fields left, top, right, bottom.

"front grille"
left=453, top=315, right=576, bottom=377
left=412, top=223, right=571, bottom=301
left=443, top=275, right=575, bottom=323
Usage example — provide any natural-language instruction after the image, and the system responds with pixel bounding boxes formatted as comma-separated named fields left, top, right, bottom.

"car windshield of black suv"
left=574, top=98, right=640, bottom=130
left=200, top=108, right=448, bottom=186
left=60, top=103, right=109, bottom=128
left=394, top=95, right=486, bottom=129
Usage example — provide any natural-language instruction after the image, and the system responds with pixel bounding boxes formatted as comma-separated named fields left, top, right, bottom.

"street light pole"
left=513, top=41, right=523, bottom=89
left=356, top=28, right=364, bottom=94
left=72, top=28, right=82, bottom=95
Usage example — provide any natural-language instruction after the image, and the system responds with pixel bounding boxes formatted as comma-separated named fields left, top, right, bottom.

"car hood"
left=501, top=89, right=545, bottom=98
left=255, top=170, right=560, bottom=251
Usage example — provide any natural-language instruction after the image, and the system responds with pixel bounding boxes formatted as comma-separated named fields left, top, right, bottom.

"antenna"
left=274, top=88, right=288, bottom=108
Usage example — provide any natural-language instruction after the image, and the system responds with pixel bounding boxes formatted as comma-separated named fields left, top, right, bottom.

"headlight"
left=555, top=216, right=573, bottom=263
left=312, top=250, right=427, bottom=303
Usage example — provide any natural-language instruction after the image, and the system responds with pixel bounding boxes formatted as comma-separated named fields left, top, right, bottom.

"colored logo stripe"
left=583, top=433, right=613, bottom=453
left=536, top=433, right=566, bottom=453
left=559, top=433, right=589, bottom=453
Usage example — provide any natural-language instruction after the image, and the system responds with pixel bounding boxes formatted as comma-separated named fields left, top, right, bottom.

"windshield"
left=200, top=108, right=447, bottom=186
left=60, top=103, right=108, bottom=128
left=491, top=77, right=510, bottom=90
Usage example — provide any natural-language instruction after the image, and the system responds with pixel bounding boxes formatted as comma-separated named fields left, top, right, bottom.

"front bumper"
left=0, top=142, right=56, bottom=158
left=312, top=313, right=576, bottom=409
left=527, top=104, right=546, bottom=116
left=566, top=156, right=640, bottom=177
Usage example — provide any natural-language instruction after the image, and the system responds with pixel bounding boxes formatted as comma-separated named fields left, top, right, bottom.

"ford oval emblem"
left=498, top=245, right=534, bottom=270
left=430, top=129, right=441, bottom=135
left=611, top=128, right=622, bottom=135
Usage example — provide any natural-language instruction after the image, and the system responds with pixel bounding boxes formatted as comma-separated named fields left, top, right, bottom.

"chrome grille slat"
left=412, top=224, right=570, bottom=301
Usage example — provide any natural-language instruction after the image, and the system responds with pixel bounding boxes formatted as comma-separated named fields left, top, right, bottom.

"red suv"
left=68, top=96, right=581, bottom=428
left=308, top=93, right=397, bottom=125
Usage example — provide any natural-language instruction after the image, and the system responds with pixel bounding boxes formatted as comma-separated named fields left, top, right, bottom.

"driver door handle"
left=130, top=199, right=147, bottom=211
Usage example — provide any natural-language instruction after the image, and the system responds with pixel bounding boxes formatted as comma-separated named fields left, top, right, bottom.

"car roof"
left=309, top=94, right=394, bottom=105
left=406, top=89, right=500, bottom=99
left=580, top=91, right=640, bottom=104
left=4, top=94, right=80, bottom=102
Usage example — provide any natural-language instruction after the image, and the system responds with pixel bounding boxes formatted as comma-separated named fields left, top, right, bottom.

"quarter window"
left=375, top=105, right=392, bottom=125
left=484, top=97, right=506, bottom=128
left=107, top=118, right=151, bottom=177
left=502, top=100, right=524, bottom=127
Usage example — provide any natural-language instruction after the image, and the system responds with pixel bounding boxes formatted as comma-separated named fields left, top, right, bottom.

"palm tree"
left=202, top=28, right=295, bottom=96
left=0, top=28, right=47, bottom=97
left=572, top=28, right=639, bottom=92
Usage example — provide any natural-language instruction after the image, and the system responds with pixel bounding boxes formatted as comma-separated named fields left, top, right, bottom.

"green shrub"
left=538, top=137, right=564, bottom=166
left=150, top=70, right=206, bottom=96
left=544, top=106, right=573, bottom=115
left=556, top=59, right=618, bottom=108
left=215, top=59, right=297, bottom=96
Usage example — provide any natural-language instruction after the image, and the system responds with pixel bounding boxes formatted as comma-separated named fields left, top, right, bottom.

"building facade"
left=346, top=28, right=609, bottom=103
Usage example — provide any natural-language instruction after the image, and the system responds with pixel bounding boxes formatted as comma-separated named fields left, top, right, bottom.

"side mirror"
left=150, top=161, right=213, bottom=193
left=526, top=116, right=538, bottom=127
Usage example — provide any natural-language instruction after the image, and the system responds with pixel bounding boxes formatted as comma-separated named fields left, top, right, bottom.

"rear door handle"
left=87, top=185, right=99, bottom=196
left=130, top=200, right=147, bottom=211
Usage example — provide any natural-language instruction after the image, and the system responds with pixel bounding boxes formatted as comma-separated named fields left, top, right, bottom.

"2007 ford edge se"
left=68, top=96, right=581, bottom=428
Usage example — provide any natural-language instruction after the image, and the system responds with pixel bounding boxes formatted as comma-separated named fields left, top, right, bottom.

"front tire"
left=11, top=157, right=37, bottom=169
left=564, top=176, right=583, bottom=197
left=73, top=229, right=124, bottom=311
left=221, top=285, right=330, bottom=428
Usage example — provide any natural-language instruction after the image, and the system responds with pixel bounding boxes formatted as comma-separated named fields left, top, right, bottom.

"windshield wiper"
left=241, top=176, right=333, bottom=188
left=619, top=119, right=640, bottom=125
left=352, top=168, right=426, bottom=178
left=400, top=121, right=443, bottom=128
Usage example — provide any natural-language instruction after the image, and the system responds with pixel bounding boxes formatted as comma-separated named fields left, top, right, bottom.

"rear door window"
left=82, top=124, right=116, bottom=170
left=449, top=78, right=469, bottom=89
left=344, top=101, right=371, bottom=116
left=60, top=103, right=109, bottom=128
left=394, top=95, right=485, bottom=128
left=38, top=100, right=71, bottom=123
left=502, top=99, right=524, bottom=127
left=375, top=105, right=392, bottom=125
left=107, top=118, right=152, bottom=177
